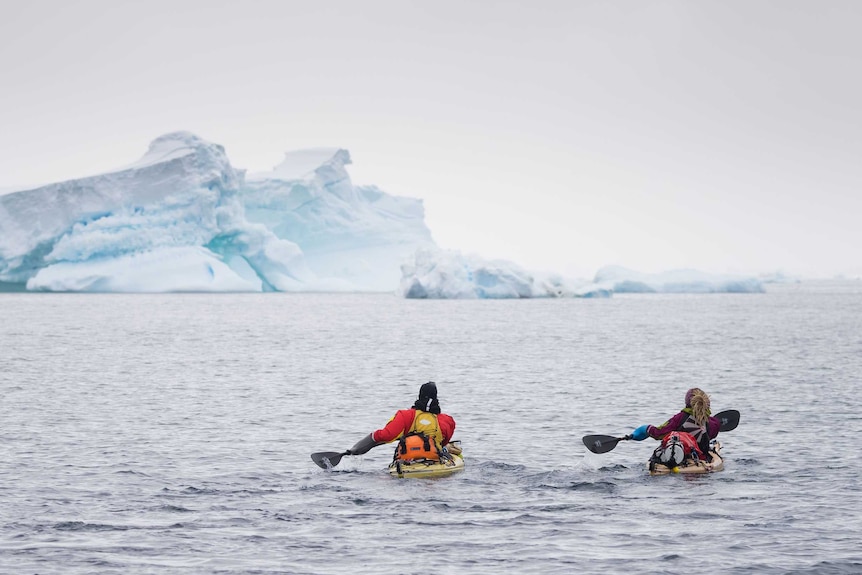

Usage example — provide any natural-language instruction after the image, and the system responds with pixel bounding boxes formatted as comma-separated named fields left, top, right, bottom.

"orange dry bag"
left=396, top=432, right=441, bottom=461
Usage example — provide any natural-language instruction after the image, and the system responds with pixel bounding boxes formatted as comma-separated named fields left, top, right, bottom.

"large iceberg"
left=0, top=131, right=768, bottom=297
left=0, top=132, right=434, bottom=292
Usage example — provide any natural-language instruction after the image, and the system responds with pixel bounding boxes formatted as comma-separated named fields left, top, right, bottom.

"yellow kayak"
left=387, top=442, right=464, bottom=478
left=648, top=442, right=724, bottom=475
left=388, top=453, right=464, bottom=478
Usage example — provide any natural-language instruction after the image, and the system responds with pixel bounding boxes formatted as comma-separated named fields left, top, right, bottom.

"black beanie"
left=413, top=381, right=440, bottom=414
left=419, top=381, right=437, bottom=399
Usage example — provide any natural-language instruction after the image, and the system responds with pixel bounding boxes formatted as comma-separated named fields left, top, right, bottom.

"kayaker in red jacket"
left=347, top=381, right=456, bottom=457
left=631, top=388, right=720, bottom=460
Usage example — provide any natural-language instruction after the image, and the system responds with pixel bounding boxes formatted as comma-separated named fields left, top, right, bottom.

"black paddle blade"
left=582, top=434, right=626, bottom=454
left=311, top=451, right=346, bottom=469
left=716, top=409, right=740, bottom=432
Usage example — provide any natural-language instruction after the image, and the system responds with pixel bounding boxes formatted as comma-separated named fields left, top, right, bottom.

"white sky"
left=2, top=1, right=860, bottom=279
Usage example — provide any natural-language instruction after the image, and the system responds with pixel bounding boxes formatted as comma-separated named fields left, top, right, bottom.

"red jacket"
left=372, top=409, right=456, bottom=446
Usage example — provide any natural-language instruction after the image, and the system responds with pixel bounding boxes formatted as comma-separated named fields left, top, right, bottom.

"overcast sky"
left=2, top=1, right=860, bottom=278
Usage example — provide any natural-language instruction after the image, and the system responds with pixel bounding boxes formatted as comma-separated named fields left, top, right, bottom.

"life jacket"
left=652, top=431, right=703, bottom=467
left=679, top=411, right=707, bottom=442
left=394, top=411, right=442, bottom=462
left=678, top=410, right=711, bottom=458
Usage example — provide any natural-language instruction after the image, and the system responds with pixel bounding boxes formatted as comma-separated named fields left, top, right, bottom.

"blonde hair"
left=688, top=388, right=711, bottom=426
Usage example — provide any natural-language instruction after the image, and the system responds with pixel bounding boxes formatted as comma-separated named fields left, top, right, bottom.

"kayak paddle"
left=582, top=409, right=741, bottom=454
left=311, top=434, right=380, bottom=469
left=310, top=451, right=349, bottom=469
left=582, top=434, right=632, bottom=454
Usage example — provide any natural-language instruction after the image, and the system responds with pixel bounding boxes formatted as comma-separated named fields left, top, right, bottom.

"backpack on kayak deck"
left=651, top=431, right=698, bottom=467
left=395, top=432, right=441, bottom=462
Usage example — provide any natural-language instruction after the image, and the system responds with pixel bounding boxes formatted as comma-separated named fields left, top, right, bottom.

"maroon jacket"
left=647, top=410, right=720, bottom=440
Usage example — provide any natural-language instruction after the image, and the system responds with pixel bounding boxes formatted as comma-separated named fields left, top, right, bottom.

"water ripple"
left=1, top=286, right=860, bottom=574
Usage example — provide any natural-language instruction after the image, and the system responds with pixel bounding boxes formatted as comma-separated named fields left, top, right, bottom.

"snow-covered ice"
left=244, top=148, right=435, bottom=292
left=398, top=249, right=611, bottom=299
left=0, top=132, right=766, bottom=297
left=0, top=133, right=433, bottom=292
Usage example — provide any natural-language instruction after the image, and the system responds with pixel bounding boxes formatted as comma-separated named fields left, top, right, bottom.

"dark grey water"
left=2, top=282, right=861, bottom=574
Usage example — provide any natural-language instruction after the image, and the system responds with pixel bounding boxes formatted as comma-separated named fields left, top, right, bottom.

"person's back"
left=347, top=382, right=456, bottom=460
left=631, top=388, right=720, bottom=460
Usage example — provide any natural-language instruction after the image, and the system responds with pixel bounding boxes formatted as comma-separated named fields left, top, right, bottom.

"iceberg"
left=243, top=148, right=435, bottom=292
left=592, top=265, right=765, bottom=294
left=397, top=253, right=764, bottom=299
left=0, top=132, right=434, bottom=292
left=0, top=131, right=769, bottom=297
left=398, top=249, right=610, bottom=299
left=758, top=271, right=801, bottom=284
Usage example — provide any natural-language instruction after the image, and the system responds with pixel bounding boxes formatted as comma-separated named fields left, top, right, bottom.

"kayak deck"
left=388, top=453, right=465, bottom=478
left=648, top=442, right=724, bottom=475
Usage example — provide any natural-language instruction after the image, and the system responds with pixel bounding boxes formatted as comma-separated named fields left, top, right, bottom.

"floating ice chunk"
left=399, top=249, right=605, bottom=299
left=593, top=265, right=764, bottom=293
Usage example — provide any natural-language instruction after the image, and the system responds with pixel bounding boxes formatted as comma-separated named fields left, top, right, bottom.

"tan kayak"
left=388, top=452, right=465, bottom=478
left=388, top=442, right=464, bottom=478
left=648, top=442, right=724, bottom=475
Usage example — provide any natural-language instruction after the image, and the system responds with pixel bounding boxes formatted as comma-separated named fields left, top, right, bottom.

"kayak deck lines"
left=648, top=442, right=724, bottom=475
left=388, top=453, right=465, bottom=478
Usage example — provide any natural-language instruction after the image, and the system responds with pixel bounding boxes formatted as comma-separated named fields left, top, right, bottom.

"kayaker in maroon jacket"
left=346, top=382, right=456, bottom=457
left=631, top=388, right=720, bottom=459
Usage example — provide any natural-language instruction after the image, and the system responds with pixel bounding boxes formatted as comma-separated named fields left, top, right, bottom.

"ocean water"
left=1, top=281, right=861, bottom=574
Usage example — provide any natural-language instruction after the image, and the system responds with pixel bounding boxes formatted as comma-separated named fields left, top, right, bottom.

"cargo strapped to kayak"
left=395, top=432, right=442, bottom=462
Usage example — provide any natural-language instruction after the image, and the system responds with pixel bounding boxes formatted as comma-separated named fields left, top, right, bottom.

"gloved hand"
left=631, top=425, right=650, bottom=441
left=347, top=433, right=380, bottom=455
